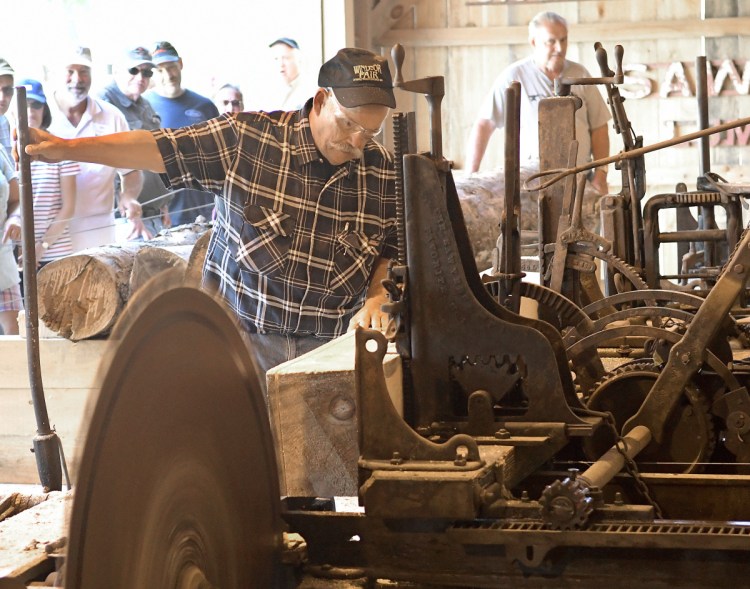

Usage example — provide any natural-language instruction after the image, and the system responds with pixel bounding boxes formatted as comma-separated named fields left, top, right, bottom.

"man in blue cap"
left=25, top=47, right=399, bottom=383
left=145, top=41, right=220, bottom=227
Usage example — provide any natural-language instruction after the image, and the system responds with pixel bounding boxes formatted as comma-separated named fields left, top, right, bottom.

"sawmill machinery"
left=43, top=43, right=750, bottom=588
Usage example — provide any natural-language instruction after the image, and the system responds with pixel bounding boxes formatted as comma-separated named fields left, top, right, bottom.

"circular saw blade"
left=65, top=283, right=283, bottom=588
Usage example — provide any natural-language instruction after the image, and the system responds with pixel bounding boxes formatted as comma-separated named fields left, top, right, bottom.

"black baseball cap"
left=318, top=48, right=395, bottom=109
left=269, top=37, right=299, bottom=50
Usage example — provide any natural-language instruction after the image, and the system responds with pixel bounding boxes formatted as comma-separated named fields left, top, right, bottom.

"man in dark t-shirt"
left=144, top=41, right=219, bottom=226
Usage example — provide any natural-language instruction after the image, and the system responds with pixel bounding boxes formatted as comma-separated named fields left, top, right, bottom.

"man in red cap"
left=24, top=48, right=398, bottom=382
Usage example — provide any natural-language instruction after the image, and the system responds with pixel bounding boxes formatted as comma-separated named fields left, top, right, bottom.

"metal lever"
left=15, top=85, right=64, bottom=492
left=556, top=42, right=624, bottom=96
left=391, top=43, right=445, bottom=161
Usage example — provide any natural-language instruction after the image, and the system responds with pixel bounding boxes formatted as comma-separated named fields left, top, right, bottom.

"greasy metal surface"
left=65, top=285, right=283, bottom=589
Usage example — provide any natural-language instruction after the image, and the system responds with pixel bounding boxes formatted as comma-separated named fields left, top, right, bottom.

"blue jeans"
left=241, top=331, right=328, bottom=394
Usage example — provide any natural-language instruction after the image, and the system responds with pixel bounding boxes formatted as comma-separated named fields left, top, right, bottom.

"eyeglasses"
left=28, top=100, right=44, bottom=110
left=327, top=90, right=383, bottom=139
left=128, top=67, right=154, bottom=78
left=0, top=87, right=14, bottom=97
left=222, top=100, right=242, bottom=108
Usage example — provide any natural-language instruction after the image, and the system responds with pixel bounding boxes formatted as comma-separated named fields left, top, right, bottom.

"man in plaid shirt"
left=25, top=48, right=398, bottom=378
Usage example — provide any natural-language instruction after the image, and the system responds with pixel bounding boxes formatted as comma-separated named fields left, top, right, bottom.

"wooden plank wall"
left=360, top=0, right=749, bottom=194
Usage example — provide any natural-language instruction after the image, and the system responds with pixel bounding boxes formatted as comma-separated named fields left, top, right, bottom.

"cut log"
left=37, top=224, right=212, bottom=341
left=38, top=244, right=139, bottom=341
left=129, top=245, right=192, bottom=297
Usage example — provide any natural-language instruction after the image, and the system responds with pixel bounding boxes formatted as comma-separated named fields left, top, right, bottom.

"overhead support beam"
left=376, top=17, right=750, bottom=48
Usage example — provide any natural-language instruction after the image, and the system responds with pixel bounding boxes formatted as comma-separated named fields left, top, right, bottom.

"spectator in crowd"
left=47, top=46, right=145, bottom=251
left=213, top=83, right=244, bottom=114
left=0, top=58, right=15, bottom=162
left=268, top=37, right=315, bottom=111
left=145, top=41, right=219, bottom=127
left=24, top=47, right=398, bottom=381
left=145, top=41, right=218, bottom=226
left=7, top=79, right=78, bottom=267
left=0, top=147, right=20, bottom=334
left=99, top=46, right=171, bottom=237
left=465, top=11, right=610, bottom=194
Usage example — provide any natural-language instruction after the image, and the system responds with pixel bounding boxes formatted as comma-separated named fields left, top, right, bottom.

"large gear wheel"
left=582, top=361, right=714, bottom=473
left=64, top=283, right=285, bottom=588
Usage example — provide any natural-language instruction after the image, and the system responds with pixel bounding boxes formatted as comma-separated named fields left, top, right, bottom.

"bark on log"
left=37, top=224, right=212, bottom=341
left=455, top=167, right=601, bottom=271
left=184, top=229, right=212, bottom=288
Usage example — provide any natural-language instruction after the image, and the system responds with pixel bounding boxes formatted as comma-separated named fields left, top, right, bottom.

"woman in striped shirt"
left=14, top=79, right=78, bottom=265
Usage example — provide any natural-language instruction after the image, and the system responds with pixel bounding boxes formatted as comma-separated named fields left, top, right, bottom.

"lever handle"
left=391, top=43, right=405, bottom=87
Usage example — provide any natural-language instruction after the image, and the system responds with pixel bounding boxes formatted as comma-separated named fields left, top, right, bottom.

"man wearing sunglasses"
left=47, top=46, right=146, bottom=250
left=24, top=47, right=398, bottom=386
left=99, top=47, right=171, bottom=238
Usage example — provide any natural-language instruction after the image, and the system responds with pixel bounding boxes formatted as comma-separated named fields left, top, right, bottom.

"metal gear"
left=549, top=242, right=649, bottom=295
left=64, top=283, right=285, bottom=588
left=539, top=475, right=593, bottom=530
left=582, top=361, right=715, bottom=473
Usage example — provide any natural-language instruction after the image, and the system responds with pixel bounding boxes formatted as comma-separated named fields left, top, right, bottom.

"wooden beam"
left=376, top=17, right=750, bottom=48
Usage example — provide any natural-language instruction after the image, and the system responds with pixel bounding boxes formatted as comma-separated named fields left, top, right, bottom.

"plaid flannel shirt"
left=152, top=105, right=397, bottom=338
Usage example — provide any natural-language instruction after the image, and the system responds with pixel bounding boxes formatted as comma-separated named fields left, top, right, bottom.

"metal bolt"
left=568, top=468, right=579, bottom=481
left=680, top=352, right=691, bottom=365
left=520, top=490, right=530, bottom=503
left=454, top=451, right=467, bottom=467
left=614, top=492, right=625, bottom=506
left=735, top=264, right=745, bottom=274
left=390, top=452, right=403, bottom=465
left=495, top=428, right=511, bottom=440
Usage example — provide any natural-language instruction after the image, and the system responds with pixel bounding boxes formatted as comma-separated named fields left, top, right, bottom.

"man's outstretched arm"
left=24, top=129, right=166, bottom=174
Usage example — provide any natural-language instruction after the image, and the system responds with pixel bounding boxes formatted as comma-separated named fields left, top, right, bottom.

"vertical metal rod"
left=696, top=56, right=710, bottom=176
left=15, top=85, right=62, bottom=491
left=498, top=81, right=522, bottom=312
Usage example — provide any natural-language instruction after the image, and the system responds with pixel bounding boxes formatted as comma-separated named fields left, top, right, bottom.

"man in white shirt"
left=47, top=46, right=145, bottom=250
left=268, top=37, right=316, bottom=111
left=465, top=11, right=611, bottom=194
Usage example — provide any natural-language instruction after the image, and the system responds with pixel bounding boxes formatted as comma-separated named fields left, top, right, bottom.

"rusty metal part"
left=556, top=43, right=624, bottom=95
left=65, top=284, right=284, bottom=589
left=622, top=228, right=750, bottom=446
left=495, top=81, right=523, bottom=313
left=643, top=190, right=743, bottom=291
left=583, top=362, right=714, bottom=473
left=401, top=153, right=595, bottom=431
left=15, top=85, right=64, bottom=492
left=391, top=43, right=445, bottom=161
left=540, top=471, right=593, bottom=530
left=526, top=115, right=750, bottom=192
